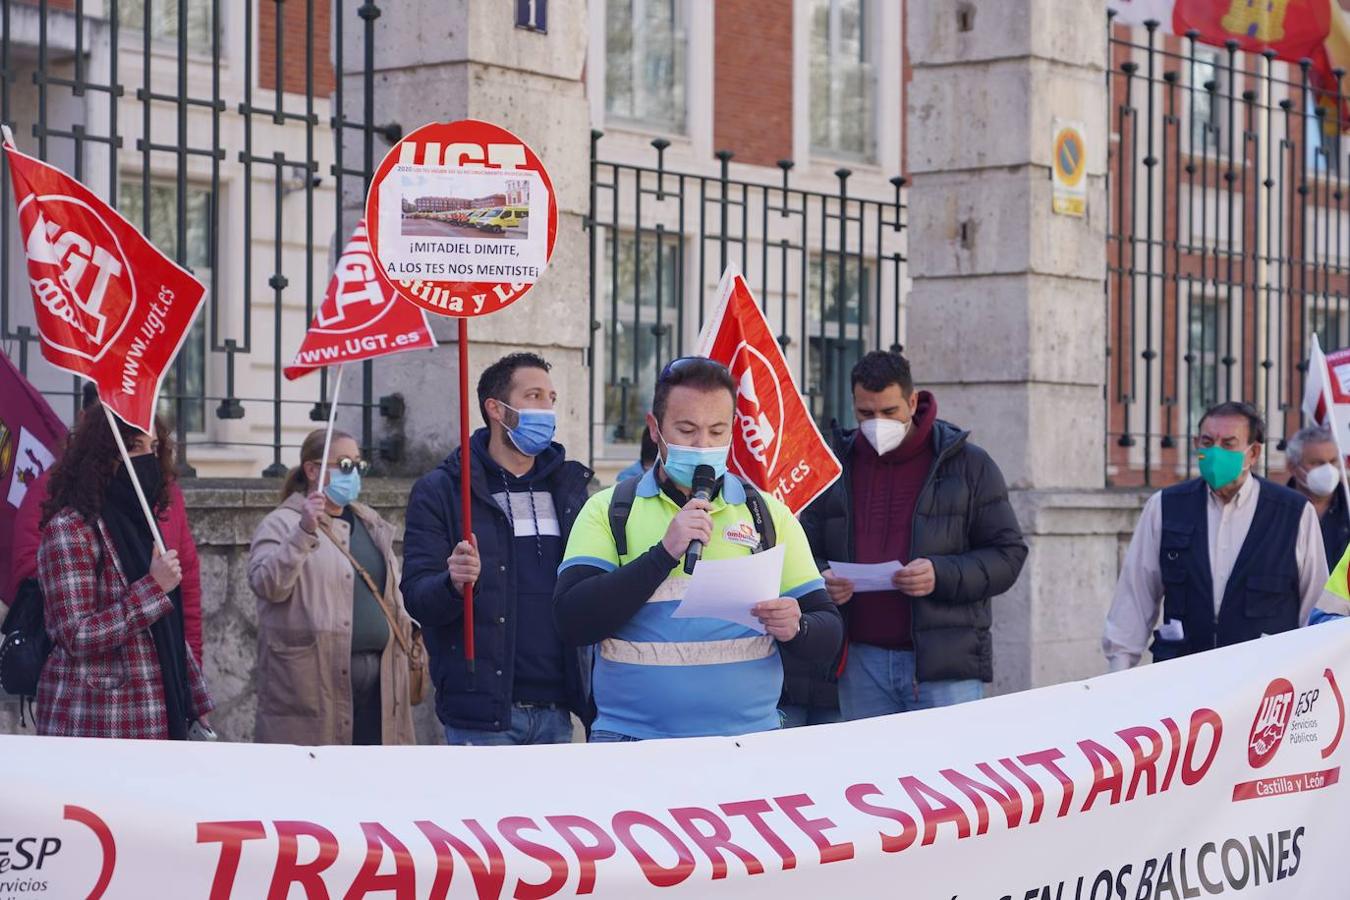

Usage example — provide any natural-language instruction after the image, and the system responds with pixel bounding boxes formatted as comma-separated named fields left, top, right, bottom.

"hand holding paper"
left=751, top=597, right=802, bottom=642
left=827, top=560, right=905, bottom=593
left=673, top=545, right=785, bottom=633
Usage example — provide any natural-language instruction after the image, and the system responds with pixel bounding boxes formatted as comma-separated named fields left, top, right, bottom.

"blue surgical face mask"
left=502, top=403, right=556, bottom=456
left=325, top=468, right=362, bottom=507
left=659, top=436, right=731, bottom=487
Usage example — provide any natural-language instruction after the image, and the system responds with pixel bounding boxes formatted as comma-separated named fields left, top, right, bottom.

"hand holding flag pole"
left=315, top=363, right=345, bottom=496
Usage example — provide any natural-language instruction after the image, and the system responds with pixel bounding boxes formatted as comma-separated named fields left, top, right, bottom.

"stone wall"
left=995, top=488, right=1151, bottom=694
left=2, top=477, right=1155, bottom=737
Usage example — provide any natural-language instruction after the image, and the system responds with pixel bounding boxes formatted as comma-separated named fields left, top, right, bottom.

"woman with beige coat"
left=248, top=428, right=416, bottom=745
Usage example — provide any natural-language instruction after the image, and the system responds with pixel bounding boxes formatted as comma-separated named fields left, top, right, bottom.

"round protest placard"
left=364, top=119, right=557, bottom=318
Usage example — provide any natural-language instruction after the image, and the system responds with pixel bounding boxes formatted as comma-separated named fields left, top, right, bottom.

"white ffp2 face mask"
left=1305, top=462, right=1341, bottom=498
left=860, top=418, right=908, bottom=455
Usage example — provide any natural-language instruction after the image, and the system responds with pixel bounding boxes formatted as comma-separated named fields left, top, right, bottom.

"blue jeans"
left=778, top=704, right=844, bottom=728
left=588, top=729, right=641, bottom=743
left=443, top=704, right=574, bottom=746
left=838, top=643, right=983, bottom=721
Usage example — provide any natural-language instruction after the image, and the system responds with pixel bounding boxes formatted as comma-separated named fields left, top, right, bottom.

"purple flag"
left=0, top=349, right=67, bottom=603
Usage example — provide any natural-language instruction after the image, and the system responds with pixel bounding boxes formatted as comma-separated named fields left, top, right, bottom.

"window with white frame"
left=1307, top=300, right=1348, bottom=356
left=118, top=0, right=215, bottom=54
left=1188, top=48, right=1230, bottom=157
left=1306, top=89, right=1343, bottom=174
left=119, top=176, right=212, bottom=434
left=605, top=0, right=687, bottom=133
left=810, top=0, right=876, bottom=161
left=807, top=253, right=873, bottom=427
left=601, top=230, right=682, bottom=447
left=1185, top=290, right=1230, bottom=434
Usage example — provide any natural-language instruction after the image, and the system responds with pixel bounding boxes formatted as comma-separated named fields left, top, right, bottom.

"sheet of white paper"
left=827, top=559, right=904, bottom=593
left=672, top=544, right=786, bottom=633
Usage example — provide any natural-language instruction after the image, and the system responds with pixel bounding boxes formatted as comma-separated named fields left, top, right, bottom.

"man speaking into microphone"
left=554, top=357, right=842, bottom=741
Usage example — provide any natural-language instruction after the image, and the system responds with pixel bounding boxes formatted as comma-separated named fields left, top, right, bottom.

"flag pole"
left=1312, top=334, right=1350, bottom=527
left=459, top=317, right=475, bottom=677
left=316, top=362, right=346, bottom=494
left=101, top=405, right=167, bottom=555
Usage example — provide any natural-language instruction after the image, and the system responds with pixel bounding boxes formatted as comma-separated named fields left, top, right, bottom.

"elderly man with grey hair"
left=1285, top=424, right=1350, bottom=570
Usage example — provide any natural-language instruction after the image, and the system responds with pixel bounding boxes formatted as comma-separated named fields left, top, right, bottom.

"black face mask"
left=116, top=452, right=163, bottom=505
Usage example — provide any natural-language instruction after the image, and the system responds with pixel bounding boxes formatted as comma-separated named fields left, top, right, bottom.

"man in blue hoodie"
left=401, top=352, right=593, bottom=745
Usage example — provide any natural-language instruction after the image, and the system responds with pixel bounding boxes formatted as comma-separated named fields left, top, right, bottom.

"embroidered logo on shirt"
left=724, top=522, right=760, bottom=549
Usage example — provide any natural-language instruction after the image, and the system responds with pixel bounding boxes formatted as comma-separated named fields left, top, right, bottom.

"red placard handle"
left=459, top=318, right=476, bottom=675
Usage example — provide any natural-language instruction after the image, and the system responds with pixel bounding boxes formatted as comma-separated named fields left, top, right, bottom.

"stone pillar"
left=337, top=2, right=592, bottom=475
left=905, top=0, right=1115, bottom=692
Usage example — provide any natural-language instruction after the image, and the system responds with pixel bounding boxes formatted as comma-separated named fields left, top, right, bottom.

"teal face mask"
left=1197, top=445, right=1248, bottom=491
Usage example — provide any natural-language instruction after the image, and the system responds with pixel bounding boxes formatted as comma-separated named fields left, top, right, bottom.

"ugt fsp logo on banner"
left=3, top=132, right=205, bottom=432
left=0, top=805, right=116, bottom=900
left=696, top=270, right=841, bottom=515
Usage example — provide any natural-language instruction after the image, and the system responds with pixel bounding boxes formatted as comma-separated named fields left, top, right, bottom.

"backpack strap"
left=608, top=476, right=641, bottom=558
left=741, top=483, right=777, bottom=552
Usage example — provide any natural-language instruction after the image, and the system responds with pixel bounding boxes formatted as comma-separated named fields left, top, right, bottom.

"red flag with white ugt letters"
left=3, top=134, right=205, bottom=433
left=695, top=269, right=842, bottom=514
left=284, top=219, right=436, bottom=380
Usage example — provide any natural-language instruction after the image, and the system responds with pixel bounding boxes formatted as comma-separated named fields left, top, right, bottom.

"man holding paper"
left=798, top=351, right=1026, bottom=721
left=554, top=357, right=842, bottom=741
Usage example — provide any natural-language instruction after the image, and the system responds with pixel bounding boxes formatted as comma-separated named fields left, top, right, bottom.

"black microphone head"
left=691, top=464, right=717, bottom=498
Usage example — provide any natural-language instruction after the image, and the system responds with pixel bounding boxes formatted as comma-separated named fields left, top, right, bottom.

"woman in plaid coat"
left=36, top=406, right=213, bottom=739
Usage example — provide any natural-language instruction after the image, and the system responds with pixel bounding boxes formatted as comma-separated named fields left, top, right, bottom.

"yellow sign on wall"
left=1052, top=119, right=1087, bottom=217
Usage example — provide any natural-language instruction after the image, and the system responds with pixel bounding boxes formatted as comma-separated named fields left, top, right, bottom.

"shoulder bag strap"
left=741, top=485, right=777, bottom=552
left=317, top=520, right=417, bottom=661
left=608, top=476, right=641, bottom=557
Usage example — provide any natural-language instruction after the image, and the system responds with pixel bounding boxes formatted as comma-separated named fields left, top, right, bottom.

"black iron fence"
left=3, top=3, right=908, bottom=475
left=585, top=134, right=907, bottom=463
left=0, top=0, right=396, bottom=476
left=1107, top=17, right=1349, bottom=486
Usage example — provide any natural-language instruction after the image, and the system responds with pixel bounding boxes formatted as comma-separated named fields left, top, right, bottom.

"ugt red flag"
left=284, top=219, right=435, bottom=380
left=1107, top=0, right=1349, bottom=129
left=0, top=349, right=67, bottom=604
left=3, top=134, right=205, bottom=432
left=695, top=270, right=841, bottom=514
left=1301, top=333, right=1350, bottom=448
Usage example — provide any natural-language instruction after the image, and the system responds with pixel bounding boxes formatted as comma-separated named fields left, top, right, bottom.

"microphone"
left=683, top=464, right=717, bottom=575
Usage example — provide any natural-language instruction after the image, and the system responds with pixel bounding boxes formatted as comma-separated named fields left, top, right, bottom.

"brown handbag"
left=319, top=520, right=429, bottom=706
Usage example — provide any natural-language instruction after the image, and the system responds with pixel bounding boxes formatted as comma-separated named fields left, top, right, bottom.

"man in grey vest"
left=1103, top=401, right=1327, bottom=670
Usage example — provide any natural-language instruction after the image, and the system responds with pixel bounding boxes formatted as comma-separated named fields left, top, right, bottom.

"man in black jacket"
left=797, top=351, right=1027, bottom=721
left=401, top=353, right=592, bottom=745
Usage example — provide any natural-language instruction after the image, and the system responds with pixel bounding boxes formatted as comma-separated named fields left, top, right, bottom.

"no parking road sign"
left=1052, top=119, right=1087, bottom=217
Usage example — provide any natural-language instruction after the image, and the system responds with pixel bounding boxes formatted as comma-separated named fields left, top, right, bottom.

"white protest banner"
left=4, top=621, right=1349, bottom=898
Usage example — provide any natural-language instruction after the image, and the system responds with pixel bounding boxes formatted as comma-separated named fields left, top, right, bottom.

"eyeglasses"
left=658, top=356, right=731, bottom=383
left=329, top=456, right=370, bottom=476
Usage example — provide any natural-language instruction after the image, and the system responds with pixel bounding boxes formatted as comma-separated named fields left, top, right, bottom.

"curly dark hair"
left=851, top=350, right=914, bottom=396
left=41, top=405, right=175, bottom=528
